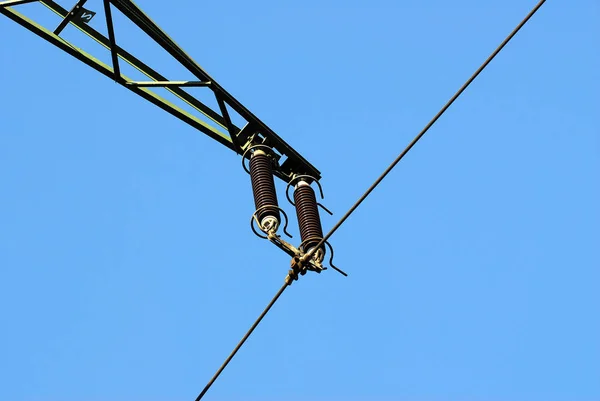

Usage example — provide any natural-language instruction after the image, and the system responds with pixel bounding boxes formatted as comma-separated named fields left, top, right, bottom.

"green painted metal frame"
left=0, top=0, right=321, bottom=181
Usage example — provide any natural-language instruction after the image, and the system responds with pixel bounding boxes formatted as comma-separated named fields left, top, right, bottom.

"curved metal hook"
left=323, top=240, right=347, bottom=277
left=249, top=214, right=269, bottom=239
left=298, top=236, right=325, bottom=260
left=317, top=202, right=333, bottom=216
left=285, top=174, right=325, bottom=205
left=249, top=205, right=293, bottom=239
left=241, top=144, right=278, bottom=175
left=286, top=176, right=333, bottom=216
left=298, top=236, right=347, bottom=277
left=277, top=207, right=293, bottom=238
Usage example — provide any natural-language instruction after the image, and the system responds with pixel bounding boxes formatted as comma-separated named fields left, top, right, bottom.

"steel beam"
left=0, top=0, right=38, bottom=7
left=102, top=0, right=120, bottom=80
left=53, top=0, right=88, bottom=35
left=127, top=81, right=212, bottom=88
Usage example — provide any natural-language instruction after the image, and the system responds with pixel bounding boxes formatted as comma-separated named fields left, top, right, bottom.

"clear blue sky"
left=1, top=1, right=598, bottom=400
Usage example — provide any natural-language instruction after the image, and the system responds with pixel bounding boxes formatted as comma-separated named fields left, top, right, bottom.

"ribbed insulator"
left=249, top=150, right=280, bottom=232
left=294, top=181, right=325, bottom=258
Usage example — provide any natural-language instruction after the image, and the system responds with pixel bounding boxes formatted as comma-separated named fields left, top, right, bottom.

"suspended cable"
left=302, top=0, right=547, bottom=264
left=195, top=281, right=289, bottom=401
left=194, top=1, right=547, bottom=399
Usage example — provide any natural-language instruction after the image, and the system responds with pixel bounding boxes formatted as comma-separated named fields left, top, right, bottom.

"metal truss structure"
left=0, top=0, right=321, bottom=182
left=1, top=0, right=547, bottom=399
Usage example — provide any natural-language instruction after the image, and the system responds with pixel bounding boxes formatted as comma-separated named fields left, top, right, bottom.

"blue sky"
left=0, top=1, right=598, bottom=400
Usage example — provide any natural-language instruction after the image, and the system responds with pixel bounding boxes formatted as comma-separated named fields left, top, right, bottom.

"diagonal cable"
left=302, top=0, right=547, bottom=264
left=195, top=280, right=290, bottom=400
left=194, top=1, right=547, bottom=399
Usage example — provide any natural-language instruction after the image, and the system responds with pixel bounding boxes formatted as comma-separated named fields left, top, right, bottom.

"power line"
left=195, top=280, right=289, bottom=401
left=302, top=0, right=547, bottom=265
left=194, top=1, right=547, bottom=399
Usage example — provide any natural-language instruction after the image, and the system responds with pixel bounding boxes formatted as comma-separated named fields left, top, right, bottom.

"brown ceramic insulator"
left=249, top=150, right=280, bottom=231
left=293, top=181, right=325, bottom=257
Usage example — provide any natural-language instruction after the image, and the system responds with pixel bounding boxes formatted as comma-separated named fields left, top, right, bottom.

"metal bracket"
left=53, top=0, right=89, bottom=35
left=73, top=6, right=95, bottom=23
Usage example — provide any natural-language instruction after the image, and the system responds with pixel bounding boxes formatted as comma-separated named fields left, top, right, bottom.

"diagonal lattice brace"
left=0, top=4, right=235, bottom=150
left=53, top=0, right=88, bottom=35
left=102, top=0, right=119, bottom=80
left=40, top=0, right=228, bottom=133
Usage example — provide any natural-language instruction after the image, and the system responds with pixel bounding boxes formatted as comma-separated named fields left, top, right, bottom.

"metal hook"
left=250, top=205, right=293, bottom=239
left=298, top=236, right=347, bottom=277
left=286, top=175, right=333, bottom=216
left=323, top=240, right=347, bottom=277
left=286, top=174, right=326, bottom=204
left=317, top=202, right=333, bottom=216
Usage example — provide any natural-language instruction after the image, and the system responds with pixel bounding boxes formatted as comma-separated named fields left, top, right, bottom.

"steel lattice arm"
left=0, top=0, right=321, bottom=182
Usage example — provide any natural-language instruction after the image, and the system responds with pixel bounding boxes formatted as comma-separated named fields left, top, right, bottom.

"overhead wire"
left=194, top=1, right=547, bottom=399
left=302, top=0, right=547, bottom=265
left=195, top=281, right=289, bottom=401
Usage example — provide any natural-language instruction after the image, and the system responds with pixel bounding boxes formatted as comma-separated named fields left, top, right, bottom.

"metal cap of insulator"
left=250, top=149, right=281, bottom=233
left=294, top=180, right=325, bottom=263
